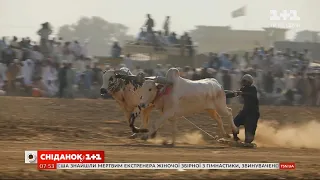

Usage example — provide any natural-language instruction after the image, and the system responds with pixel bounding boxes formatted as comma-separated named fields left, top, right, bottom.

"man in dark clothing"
left=58, top=62, right=68, bottom=98
left=145, top=14, right=154, bottom=33
left=263, top=71, right=274, bottom=93
left=92, top=63, right=102, bottom=85
left=225, top=74, right=260, bottom=146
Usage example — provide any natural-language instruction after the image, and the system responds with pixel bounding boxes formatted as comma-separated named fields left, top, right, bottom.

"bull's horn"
left=144, top=76, right=157, bottom=80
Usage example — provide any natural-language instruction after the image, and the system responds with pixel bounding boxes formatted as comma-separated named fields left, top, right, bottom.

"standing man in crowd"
left=163, top=16, right=170, bottom=36
left=145, top=14, right=154, bottom=34
left=37, top=22, right=52, bottom=57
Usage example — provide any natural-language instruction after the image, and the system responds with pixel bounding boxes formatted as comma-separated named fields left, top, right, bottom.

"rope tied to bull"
left=182, top=116, right=234, bottom=145
left=182, top=116, right=217, bottom=140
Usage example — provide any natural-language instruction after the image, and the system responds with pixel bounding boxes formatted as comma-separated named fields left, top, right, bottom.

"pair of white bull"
left=100, top=67, right=238, bottom=145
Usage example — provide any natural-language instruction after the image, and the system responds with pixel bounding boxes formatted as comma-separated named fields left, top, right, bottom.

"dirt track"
left=0, top=97, right=319, bottom=179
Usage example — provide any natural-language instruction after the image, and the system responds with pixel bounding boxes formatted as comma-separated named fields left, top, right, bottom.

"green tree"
left=57, top=16, right=133, bottom=56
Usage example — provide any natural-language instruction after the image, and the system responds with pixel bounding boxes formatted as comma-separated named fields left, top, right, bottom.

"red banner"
left=37, top=150, right=104, bottom=170
left=279, top=162, right=296, bottom=170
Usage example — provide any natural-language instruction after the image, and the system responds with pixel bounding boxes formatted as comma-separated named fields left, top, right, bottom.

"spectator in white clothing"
left=81, top=40, right=89, bottom=58
left=72, top=40, right=82, bottom=59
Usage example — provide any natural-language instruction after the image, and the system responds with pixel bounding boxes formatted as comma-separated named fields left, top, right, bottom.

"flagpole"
left=243, top=5, right=247, bottom=30
left=243, top=5, right=248, bottom=50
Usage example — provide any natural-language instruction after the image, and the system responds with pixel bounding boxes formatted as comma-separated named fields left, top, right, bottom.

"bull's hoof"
left=233, top=136, right=241, bottom=142
left=129, top=133, right=138, bottom=139
left=141, top=134, right=149, bottom=141
left=162, top=140, right=175, bottom=147
left=150, top=131, right=157, bottom=139
left=138, top=128, right=149, bottom=133
left=131, top=126, right=141, bottom=134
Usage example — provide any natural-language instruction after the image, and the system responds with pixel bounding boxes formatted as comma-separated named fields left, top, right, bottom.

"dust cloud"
left=238, top=120, right=320, bottom=149
left=178, top=131, right=206, bottom=145
left=147, top=131, right=206, bottom=145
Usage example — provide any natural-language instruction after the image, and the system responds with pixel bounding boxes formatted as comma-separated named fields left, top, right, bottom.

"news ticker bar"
left=25, top=150, right=105, bottom=164
left=53, top=163, right=295, bottom=170
left=25, top=151, right=296, bottom=170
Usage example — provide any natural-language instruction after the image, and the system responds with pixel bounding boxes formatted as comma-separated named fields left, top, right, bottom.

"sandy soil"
left=0, top=97, right=319, bottom=179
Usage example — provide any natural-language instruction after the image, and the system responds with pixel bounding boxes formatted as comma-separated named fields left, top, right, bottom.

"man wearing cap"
left=225, top=74, right=260, bottom=147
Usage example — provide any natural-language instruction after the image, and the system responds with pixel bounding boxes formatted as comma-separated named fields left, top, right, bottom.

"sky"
left=0, top=0, right=319, bottom=41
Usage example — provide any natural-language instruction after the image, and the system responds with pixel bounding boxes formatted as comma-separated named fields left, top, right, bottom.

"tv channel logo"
left=269, top=10, right=300, bottom=28
left=25, top=150, right=37, bottom=163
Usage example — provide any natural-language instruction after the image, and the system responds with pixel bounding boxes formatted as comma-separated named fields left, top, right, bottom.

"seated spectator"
left=137, top=28, right=147, bottom=42
left=156, top=31, right=168, bottom=46
left=31, top=77, right=47, bottom=97
left=168, top=32, right=178, bottom=45
left=45, top=77, right=58, bottom=97
left=145, top=31, right=155, bottom=45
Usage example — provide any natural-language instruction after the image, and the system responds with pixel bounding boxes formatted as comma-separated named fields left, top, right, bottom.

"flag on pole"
left=231, top=6, right=246, bottom=18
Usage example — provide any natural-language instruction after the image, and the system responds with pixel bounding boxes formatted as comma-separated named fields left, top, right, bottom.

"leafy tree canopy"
left=57, top=16, right=134, bottom=56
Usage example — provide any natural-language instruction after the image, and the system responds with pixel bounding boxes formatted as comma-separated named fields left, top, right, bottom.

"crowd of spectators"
left=1, top=21, right=319, bottom=106
left=131, top=14, right=194, bottom=56
left=122, top=47, right=320, bottom=106
left=0, top=22, right=103, bottom=98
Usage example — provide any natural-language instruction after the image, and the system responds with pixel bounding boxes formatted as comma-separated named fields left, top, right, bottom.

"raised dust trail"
left=148, top=131, right=206, bottom=145
left=238, top=120, right=320, bottom=149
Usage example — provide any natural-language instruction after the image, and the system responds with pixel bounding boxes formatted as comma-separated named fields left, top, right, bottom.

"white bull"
left=100, top=67, right=153, bottom=138
left=139, top=68, right=239, bottom=145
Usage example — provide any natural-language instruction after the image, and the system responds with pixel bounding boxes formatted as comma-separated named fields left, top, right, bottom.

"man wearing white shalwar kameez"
left=45, top=77, right=58, bottom=97
left=81, top=41, right=89, bottom=58
left=42, top=63, right=57, bottom=83
left=53, top=42, right=63, bottom=64
left=21, top=59, right=34, bottom=87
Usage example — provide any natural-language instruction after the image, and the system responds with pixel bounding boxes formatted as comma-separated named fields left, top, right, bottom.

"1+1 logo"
left=269, top=10, right=300, bottom=28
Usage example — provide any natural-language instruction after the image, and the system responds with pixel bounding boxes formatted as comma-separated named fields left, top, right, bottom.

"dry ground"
left=0, top=97, right=319, bottom=179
